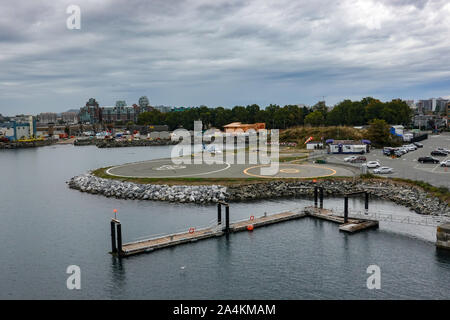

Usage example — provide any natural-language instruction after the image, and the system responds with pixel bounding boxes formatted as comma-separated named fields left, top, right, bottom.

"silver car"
left=441, top=160, right=450, bottom=167
left=373, top=166, right=394, bottom=174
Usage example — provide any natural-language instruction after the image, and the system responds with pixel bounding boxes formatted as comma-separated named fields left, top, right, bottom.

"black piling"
left=344, top=196, right=349, bottom=223
left=314, top=186, right=318, bottom=207
left=217, top=203, right=222, bottom=225
left=110, top=220, right=117, bottom=254
left=225, top=205, right=230, bottom=233
left=319, top=187, right=324, bottom=209
left=365, top=192, right=369, bottom=211
left=116, top=223, right=123, bottom=255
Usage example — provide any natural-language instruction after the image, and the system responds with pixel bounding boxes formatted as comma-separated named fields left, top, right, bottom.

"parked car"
left=344, top=156, right=357, bottom=162
left=383, top=147, right=394, bottom=156
left=403, top=144, right=416, bottom=151
left=436, top=148, right=450, bottom=154
left=350, top=156, right=367, bottom=163
left=373, top=166, right=393, bottom=174
left=394, top=150, right=403, bottom=157
left=440, top=160, right=450, bottom=167
left=366, top=161, right=380, bottom=168
left=413, top=142, right=423, bottom=148
left=418, top=156, right=440, bottom=164
left=431, top=150, right=447, bottom=156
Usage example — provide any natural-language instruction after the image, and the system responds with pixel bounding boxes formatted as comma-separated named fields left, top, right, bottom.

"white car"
left=344, top=156, right=357, bottom=162
left=373, top=166, right=394, bottom=174
left=441, top=160, right=450, bottom=167
left=437, top=148, right=450, bottom=154
left=366, top=161, right=380, bottom=168
left=406, top=145, right=417, bottom=151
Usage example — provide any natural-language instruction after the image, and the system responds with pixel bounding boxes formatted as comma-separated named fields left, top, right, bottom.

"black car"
left=431, top=150, right=447, bottom=156
left=418, top=156, right=439, bottom=163
left=413, top=142, right=423, bottom=148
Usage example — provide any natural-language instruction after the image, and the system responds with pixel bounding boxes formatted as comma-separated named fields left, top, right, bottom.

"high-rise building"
left=79, top=98, right=102, bottom=123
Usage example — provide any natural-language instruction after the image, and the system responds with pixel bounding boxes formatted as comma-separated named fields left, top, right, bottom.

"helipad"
left=105, top=157, right=354, bottom=179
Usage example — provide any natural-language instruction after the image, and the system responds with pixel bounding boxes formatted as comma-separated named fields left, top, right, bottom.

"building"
left=38, top=112, right=58, bottom=124
left=306, top=142, right=324, bottom=150
left=102, top=106, right=137, bottom=123
left=138, top=96, right=150, bottom=108
left=436, top=98, right=450, bottom=113
left=61, top=111, right=79, bottom=124
left=0, top=115, right=36, bottom=141
left=153, top=105, right=173, bottom=113
left=418, top=98, right=449, bottom=113
left=171, top=106, right=193, bottom=112
left=326, top=140, right=368, bottom=154
left=390, top=125, right=404, bottom=137
left=223, top=122, right=266, bottom=133
left=79, top=98, right=102, bottom=124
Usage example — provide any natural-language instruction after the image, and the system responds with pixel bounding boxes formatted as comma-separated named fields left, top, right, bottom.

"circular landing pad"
left=106, top=159, right=231, bottom=178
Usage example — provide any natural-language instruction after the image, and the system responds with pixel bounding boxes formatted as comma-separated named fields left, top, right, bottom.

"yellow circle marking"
left=280, top=168, right=300, bottom=173
left=243, top=164, right=337, bottom=179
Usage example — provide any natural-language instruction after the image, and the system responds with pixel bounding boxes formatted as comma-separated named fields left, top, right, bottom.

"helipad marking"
left=280, top=168, right=300, bottom=173
left=243, top=164, right=337, bottom=179
left=106, top=158, right=231, bottom=178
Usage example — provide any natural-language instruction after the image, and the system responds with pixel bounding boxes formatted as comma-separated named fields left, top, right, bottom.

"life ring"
left=188, top=227, right=195, bottom=234
left=250, top=215, right=255, bottom=221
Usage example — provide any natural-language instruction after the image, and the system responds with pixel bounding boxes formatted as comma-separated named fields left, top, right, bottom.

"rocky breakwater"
left=68, top=174, right=227, bottom=203
left=227, top=179, right=450, bottom=217
left=68, top=174, right=449, bottom=216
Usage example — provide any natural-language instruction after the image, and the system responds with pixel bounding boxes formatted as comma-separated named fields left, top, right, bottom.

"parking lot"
left=327, top=132, right=450, bottom=188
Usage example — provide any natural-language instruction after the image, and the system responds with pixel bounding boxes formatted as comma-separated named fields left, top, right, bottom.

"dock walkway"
left=118, top=210, right=306, bottom=257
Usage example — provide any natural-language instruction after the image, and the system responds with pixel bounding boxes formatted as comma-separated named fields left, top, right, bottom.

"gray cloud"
left=0, top=0, right=449, bottom=114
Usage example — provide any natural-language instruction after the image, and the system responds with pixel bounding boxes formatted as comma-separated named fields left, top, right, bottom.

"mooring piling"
left=116, top=223, right=123, bottom=254
left=319, top=187, right=324, bottom=209
left=217, top=203, right=222, bottom=225
left=344, top=196, right=349, bottom=223
left=314, top=186, right=318, bottom=207
left=110, top=220, right=117, bottom=254
left=365, top=192, right=369, bottom=212
left=225, top=205, right=230, bottom=233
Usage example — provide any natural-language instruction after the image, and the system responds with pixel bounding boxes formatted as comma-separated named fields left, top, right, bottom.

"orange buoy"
left=312, top=179, right=317, bottom=183
left=247, top=225, right=254, bottom=231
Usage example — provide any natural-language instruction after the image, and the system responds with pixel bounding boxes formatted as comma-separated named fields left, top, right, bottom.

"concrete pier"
left=436, top=223, right=450, bottom=250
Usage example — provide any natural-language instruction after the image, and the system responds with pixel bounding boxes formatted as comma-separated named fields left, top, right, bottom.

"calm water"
left=0, top=145, right=449, bottom=299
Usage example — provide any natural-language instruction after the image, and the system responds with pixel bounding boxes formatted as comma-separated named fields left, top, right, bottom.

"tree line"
left=137, top=97, right=413, bottom=131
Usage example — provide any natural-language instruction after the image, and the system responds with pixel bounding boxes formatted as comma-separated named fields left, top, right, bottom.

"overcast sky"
left=1, top=0, right=450, bottom=115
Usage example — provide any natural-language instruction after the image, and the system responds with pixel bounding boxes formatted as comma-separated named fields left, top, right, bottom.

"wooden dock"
left=109, top=194, right=381, bottom=257
left=117, top=210, right=307, bottom=257
left=303, top=206, right=379, bottom=233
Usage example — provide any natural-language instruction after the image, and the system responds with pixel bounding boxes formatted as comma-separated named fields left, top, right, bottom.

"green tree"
left=304, top=110, right=325, bottom=126
left=366, top=119, right=390, bottom=147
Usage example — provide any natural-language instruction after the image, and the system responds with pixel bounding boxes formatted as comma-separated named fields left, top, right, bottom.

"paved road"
left=327, top=132, right=450, bottom=188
